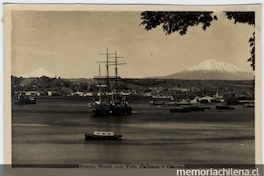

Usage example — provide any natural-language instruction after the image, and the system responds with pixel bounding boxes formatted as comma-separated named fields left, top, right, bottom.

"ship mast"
left=109, top=51, right=126, bottom=99
left=97, top=48, right=126, bottom=101
left=98, top=64, right=102, bottom=102
left=98, top=48, right=115, bottom=99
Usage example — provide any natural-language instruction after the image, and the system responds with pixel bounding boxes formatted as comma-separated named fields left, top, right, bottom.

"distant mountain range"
left=20, top=60, right=254, bottom=80
left=162, top=60, right=254, bottom=80
left=21, top=68, right=56, bottom=78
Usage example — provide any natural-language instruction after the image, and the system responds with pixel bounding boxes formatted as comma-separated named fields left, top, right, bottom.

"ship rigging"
left=91, top=48, right=132, bottom=116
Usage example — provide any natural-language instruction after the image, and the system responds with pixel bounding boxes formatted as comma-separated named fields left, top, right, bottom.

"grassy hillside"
left=122, top=78, right=253, bottom=92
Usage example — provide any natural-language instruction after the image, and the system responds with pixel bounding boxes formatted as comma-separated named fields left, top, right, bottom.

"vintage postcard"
left=4, top=4, right=261, bottom=176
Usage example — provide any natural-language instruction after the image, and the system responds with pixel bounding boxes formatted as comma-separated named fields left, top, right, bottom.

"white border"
left=0, top=0, right=263, bottom=174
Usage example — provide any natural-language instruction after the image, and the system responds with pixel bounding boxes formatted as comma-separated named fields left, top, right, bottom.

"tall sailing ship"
left=90, top=48, right=132, bottom=116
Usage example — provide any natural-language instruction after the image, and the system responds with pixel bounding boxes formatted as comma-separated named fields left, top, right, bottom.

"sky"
left=11, top=10, right=255, bottom=78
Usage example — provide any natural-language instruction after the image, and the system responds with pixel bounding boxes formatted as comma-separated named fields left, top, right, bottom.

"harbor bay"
left=12, top=96, right=254, bottom=165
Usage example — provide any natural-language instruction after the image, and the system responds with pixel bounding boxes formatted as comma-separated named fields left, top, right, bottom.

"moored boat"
left=92, top=99, right=132, bottom=116
left=243, top=103, right=255, bottom=108
left=85, top=131, right=122, bottom=140
left=149, top=95, right=174, bottom=105
left=170, top=108, right=191, bottom=113
left=183, top=106, right=207, bottom=111
left=216, top=105, right=235, bottom=110
left=13, top=92, right=37, bottom=105
left=90, top=49, right=132, bottom=116
left=149, top=100, right=167, bottom=105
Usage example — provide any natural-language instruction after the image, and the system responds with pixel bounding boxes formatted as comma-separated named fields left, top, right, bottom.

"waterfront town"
left=11, top=75, right=254, bottom=106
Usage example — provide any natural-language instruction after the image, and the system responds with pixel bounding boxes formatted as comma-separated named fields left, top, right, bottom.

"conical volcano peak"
left=186, top=60, right=251, bottom=73
left=21, top=68, right=56, bottom=78
left=162, top=60, right=254, bottom=80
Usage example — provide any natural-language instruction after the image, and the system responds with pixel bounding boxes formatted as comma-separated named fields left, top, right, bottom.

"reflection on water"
left=12, top=97, right=255, bottom=164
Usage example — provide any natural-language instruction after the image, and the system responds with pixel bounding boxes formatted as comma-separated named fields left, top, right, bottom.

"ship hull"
left=216, top=105, right=235, bottom=110
left=170, top=108, right=191, bottom=113
left=92, top=103, right=132, bottom=116
left=14, top=97, right=37, bottom=105
left=85, top=133, right=122, bottom=140
left=183, top=106, right=210, bottom=111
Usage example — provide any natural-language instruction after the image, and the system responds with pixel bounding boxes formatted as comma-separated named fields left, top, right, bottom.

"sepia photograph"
left=3, top=4, right=261, bottom=175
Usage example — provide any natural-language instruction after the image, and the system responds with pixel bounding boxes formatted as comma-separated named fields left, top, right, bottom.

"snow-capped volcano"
left=163, top=60, right=254, bottom=80
left=186, top=60, right=251, bottom=73
left=21, top=68, right=56, bottom=78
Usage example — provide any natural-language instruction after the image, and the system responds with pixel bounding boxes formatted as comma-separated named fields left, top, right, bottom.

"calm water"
left=12, top=97, right=255, bottom=165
